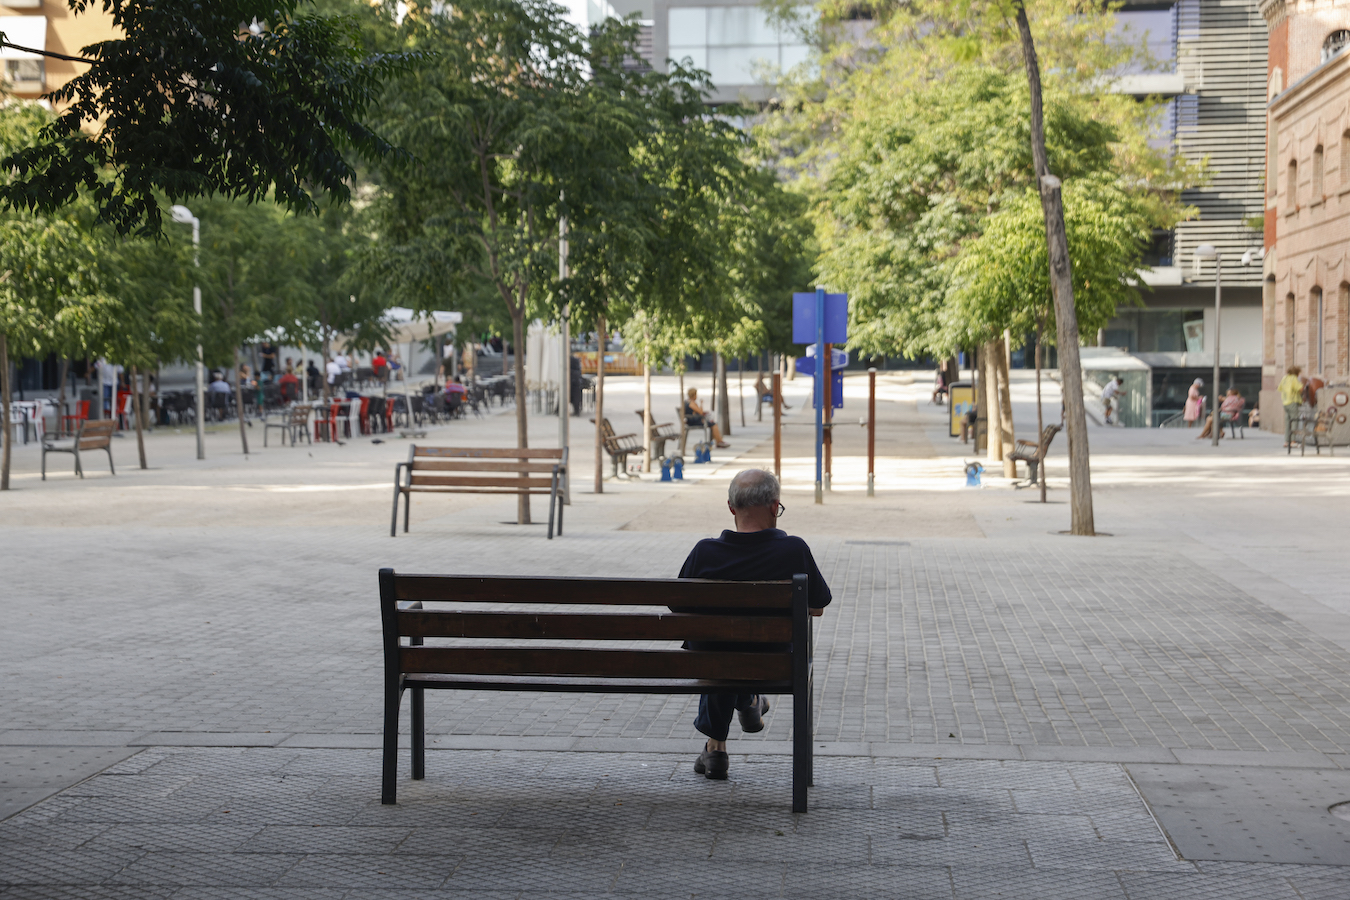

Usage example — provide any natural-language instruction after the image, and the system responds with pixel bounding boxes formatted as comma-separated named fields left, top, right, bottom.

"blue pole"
left=814, top=286, right=824, bottom=505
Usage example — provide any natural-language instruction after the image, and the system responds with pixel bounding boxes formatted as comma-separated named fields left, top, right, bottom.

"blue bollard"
left=964, top=461, right=984, bottom=487
left=673, top=458, right=684, bottom=480
left=660, top=458, right=673, bottom=482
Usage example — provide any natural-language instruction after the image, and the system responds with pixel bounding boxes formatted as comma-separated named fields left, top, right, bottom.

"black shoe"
left=694, top=746, right=729, bottom=780
left=738, top=695, right=770, bottom=734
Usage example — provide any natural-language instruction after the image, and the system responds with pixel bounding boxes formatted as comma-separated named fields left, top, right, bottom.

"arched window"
left=1341, top=283, right=1350, bottom=377
left=1314, top=145, right=1325, bottom=197
left=1287, top=159, right=1298, bottom=211
left=1312, top=286, right=1325, bottom=372
left=1323, top=30, right=1350, bottom=64
left=1343, top=130, right=1350, bottom=191
left=1286, top=293, right=1297, bottom=366
left=1264, top=276, right=1277, bottom=363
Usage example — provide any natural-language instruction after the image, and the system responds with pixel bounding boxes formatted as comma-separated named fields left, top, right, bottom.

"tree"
left=0, top=0, right=408, bottom=236
left=766, top=0, right=1195, bottom=532
left=0, top=104, right=105, bottom=490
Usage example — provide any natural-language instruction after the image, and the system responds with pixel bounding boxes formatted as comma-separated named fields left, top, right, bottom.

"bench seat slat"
left=402, top=486, right=558, bottom=495
left=403, top=673, right=793, bottom=693
left=393, top=574, right=793, bottom=608
left=399, top=610, right=792, bottom=642
left=410, top=475, right=556, bottom=488
left=415, top=447, right=564, bottom=459
left=401, top=647, right=791, bottom=681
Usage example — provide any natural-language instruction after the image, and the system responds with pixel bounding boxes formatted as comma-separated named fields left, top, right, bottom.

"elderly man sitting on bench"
left=676, top=468, right=832, bottom=780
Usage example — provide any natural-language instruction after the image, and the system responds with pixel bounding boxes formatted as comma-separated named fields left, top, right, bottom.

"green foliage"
left=0, top=0, right=411, bottom=236
left=759, top=0, right=1198, bottom=359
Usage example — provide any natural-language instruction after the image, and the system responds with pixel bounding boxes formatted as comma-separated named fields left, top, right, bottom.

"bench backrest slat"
left=409, top=475, right=555, bottom=488
left=414, top=446, right=564, bottom=459
left=400, top=610, right=792, bottom=643
left=390, top=574, right=793, bottom=608
left=401, top=646, right=791, bottom=681
left=77, top=419, right=116, bottom=448
left=410, top=460, right=561, bottom=473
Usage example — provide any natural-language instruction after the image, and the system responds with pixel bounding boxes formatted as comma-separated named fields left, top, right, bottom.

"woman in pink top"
left=1183, top=378, right=1204, bottom=426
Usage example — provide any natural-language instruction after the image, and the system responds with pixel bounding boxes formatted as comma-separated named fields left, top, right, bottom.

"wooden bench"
left=264, top=405, right=312, bottom=447
left=378, top=569, right=817, bottom=811
left=1008, top=423, right=1060, bottom=486
left=633, top=410, right=680, bottom=461
left=593, top=418, right=643, bottom=478
left=41, top=417, right=116, bottom=480
left=392, top=447, right=567, bottom=539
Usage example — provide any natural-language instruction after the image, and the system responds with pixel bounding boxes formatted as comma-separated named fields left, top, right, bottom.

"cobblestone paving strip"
left=2, top=747, right=1349, bottom=898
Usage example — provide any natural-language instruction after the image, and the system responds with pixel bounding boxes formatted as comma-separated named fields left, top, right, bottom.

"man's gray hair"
left=728, top=469, right=780, bottom=509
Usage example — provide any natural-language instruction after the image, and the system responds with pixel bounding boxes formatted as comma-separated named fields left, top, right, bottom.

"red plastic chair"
left=60, top=400, right=89, bottom=437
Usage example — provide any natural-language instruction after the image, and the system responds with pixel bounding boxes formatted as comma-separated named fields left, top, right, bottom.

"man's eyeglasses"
left=775, top=502, right=786, bottom=517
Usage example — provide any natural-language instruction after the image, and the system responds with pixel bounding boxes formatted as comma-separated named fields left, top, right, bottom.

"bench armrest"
left=810, top=608, right=823, bottom=617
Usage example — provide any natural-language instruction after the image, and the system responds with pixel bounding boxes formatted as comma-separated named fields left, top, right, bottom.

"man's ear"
left=727, top=501, right=736, bottom=516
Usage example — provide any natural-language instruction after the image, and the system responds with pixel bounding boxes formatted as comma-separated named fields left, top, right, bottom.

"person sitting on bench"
left=754, top=372, right=790, bottom=411
left=676, top=469, right=832, bottom=780
left=684, top=387, right=730, bottom=449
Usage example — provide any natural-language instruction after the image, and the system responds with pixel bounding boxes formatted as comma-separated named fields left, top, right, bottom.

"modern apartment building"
left=1096, top=0, right=1269, bottom=423
left=0, top=0, right=116, bottom=102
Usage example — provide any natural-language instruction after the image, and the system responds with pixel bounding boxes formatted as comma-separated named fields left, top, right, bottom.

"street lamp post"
left=1195, top=244, right=1221, bottom=447
left=171, top=205, right=205, bottom=460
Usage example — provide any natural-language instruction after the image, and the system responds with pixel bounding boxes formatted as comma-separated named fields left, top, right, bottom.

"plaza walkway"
left=3, top=372, right=1350, bottom=897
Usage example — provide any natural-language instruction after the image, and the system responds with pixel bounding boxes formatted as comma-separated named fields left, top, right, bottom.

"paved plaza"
left=4, top=372, right=1350, bottom=896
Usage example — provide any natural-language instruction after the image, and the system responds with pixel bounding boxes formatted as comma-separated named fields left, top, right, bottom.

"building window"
left=1264, top=276, right=1276, bottom=364
left=1313, top=286, right=1324, bottom=372
left=1286, top=293, right=1296, bottom=366
left=1113, top=7, right=1176, bottom=73
left=1323, top=30, right=1350, bottom=64
left=1313, top=145, right=1325, bottom=197
left=667, top=5, right=815, bottom=86
left=1287, top=159, right=1298, bottom=211
left=5, top=59, right=43, bottom=88
left=1343, top=130, right=1350, bottom=192
left=1268, top=124, right=1278, bottom=198
left=1341, top=283, right=1350, bottom=376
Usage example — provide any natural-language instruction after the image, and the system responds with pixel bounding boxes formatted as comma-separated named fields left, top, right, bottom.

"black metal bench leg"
left=411, top=687, right=425, bottom=780
left=793, top=682, right=809, bottom=813
left=381, top=685, right=401, bottom=804
left=390, top=467, right=402, bottom=537
left=106, top=447, right=114, bottom=476
left=547, top=472, right=557, bottom=540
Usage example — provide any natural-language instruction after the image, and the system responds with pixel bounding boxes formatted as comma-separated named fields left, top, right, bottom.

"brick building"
left=1260, top=0, right=1350, bottom=428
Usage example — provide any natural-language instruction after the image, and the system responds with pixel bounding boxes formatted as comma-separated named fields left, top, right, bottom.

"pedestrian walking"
left=1278, top=365, right=1303, bottom=447
left=1101, top=376, right=1125, bottom=425
left=1183, top=378, right=1204, bottom=427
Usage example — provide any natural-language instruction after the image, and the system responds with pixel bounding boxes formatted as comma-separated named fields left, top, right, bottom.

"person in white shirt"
left=334, top=352, right=352, bottom=374
left=326, top=357, right=342, bottom=386
left=1100, top=376, right=1125, bottom=425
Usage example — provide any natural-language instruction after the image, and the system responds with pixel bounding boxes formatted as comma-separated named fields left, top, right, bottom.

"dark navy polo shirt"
left=677, top=528, right=832, bottom=608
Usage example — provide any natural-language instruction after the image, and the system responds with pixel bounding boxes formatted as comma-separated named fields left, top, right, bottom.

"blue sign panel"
left=812, top=370, right=844, bottom=410
left=793, top=292, right=848, bottom=344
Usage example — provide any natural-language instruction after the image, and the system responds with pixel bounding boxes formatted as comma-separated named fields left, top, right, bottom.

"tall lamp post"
left=171, top=205, right=205, bottom=460
left=1194, top=244, right=1221, bottom=447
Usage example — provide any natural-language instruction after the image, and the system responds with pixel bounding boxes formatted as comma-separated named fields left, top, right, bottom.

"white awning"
left=0, top=17, right=47, bottom=60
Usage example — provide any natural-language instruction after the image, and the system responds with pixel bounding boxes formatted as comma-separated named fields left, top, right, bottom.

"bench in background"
left=392, top=446, right=567, bottom=539
left=41, top=418, right=116, bottom=480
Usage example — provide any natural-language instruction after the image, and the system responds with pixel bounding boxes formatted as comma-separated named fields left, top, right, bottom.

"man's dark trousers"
left=696, top=693, right=758, bottom=741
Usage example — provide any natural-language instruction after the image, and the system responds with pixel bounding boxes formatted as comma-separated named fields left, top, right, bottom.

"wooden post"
left=772, top=372, right=782, bottom=477
left=131, top=364, right=147, bottom=469
left=997, top=333, right=1016, bottom=478
left=867, top=367, right=876, bottom=496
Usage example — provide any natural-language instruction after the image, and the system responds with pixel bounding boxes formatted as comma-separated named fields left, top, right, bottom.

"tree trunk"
left=1036, top=314, right=1047, bottom=503
left=0, top=332, right=11, bottom=490
left=984, top=340, right=1003, bottom=464
left=510, top=306, right=531, bottom=524
left=756, top=354, right=763, bottom=422
left=717, top=353, right=731, bottom=437
left=1014, top=0, right=1094, bottom=534
left=997, top=334, right=1016, bottom=478
left=642, top=358, right=653, bottom=473
left=233, top=346, right=250, bottom=455
left=131, top=365, right=147, bottom=469
left=56, top=357, right=68, bottom=434
left=738, top=359, right=745, bottom=428
left=593, top=317, right=606, bottom=493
